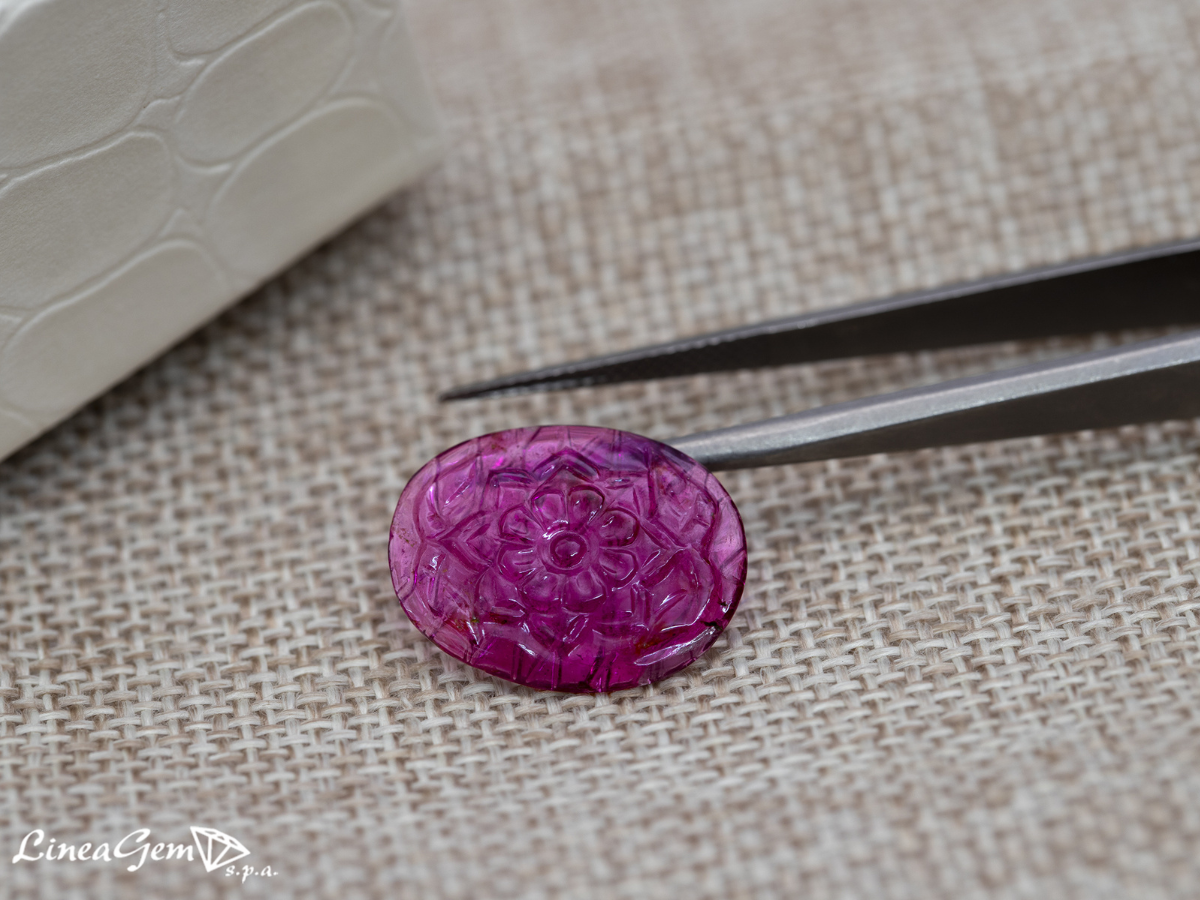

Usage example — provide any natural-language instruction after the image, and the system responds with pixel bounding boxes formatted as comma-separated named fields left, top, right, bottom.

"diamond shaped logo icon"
left=190, top=826, right=251, bottom=872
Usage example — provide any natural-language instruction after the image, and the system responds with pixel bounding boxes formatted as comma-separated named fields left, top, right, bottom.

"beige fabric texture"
left=5, top=1, right=1200, bottom=897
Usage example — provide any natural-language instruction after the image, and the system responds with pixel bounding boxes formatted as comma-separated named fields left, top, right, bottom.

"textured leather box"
left=0, top=0, right=443, bottom=461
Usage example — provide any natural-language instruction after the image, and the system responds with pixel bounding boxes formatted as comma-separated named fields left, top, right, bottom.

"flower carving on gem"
left=497, top=482, right=639, bottom=613
left=392, top=427, right=747, bottom=692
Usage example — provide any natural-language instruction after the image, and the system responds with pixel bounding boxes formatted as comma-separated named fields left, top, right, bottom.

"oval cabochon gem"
left=389, top=425, right=748, bottom=692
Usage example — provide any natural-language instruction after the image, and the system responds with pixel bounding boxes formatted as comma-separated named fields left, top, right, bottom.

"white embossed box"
left=0, top=0, right=443, bottom=460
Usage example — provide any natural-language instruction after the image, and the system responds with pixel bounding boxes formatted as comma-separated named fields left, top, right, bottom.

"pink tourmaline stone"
left=389, top=425, right=747, bottom=692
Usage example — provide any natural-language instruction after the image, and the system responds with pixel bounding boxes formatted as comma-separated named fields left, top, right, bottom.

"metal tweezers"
left=443, top=238, right=1200, bottom=470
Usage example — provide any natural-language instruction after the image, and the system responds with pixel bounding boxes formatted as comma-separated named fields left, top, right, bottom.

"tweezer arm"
left=443, top=237, right=1200, bottom=399
left=670, top=330, right=1200, bottom=470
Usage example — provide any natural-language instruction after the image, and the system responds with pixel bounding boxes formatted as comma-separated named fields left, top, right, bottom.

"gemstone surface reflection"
left=388, top=425, right=747, bottom=692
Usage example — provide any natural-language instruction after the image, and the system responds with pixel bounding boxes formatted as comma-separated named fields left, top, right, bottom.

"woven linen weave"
left=5, top=1, right=1200, bottom=897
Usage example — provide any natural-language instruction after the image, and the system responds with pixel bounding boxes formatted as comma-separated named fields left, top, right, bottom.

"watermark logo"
left=11, top=825, right=269, bottom=880
left=189, top=827, right=250, bottom=873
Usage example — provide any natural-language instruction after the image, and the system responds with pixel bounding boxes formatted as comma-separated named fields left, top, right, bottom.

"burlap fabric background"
left=5, top=1, right=1200, bottom=897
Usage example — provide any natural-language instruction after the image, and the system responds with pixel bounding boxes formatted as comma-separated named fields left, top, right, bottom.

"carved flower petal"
left=563, top=569, right=606, bottom=612
left=596, top=508, right=638, bottom=546
left=476, top=567, right=526, bottom=620
left=531, top=489, right=568, bottom=529
left=523, top=571, right=563, bottom=611
left=482, top=468, right=537, bottom=516
left=458, top=513, right=498, bottom=564
left=433, top=457, right=481, bottom=520
left=498, top=546, right=538, bottom=580
left=500, top=506, right=540, bottom=542
left=646, top=549, right=715, bottom=630
left=428, top=564, right=473, bottom=624
left=597, top=548, right=637, bottom=585
left=567, top=486, right=604, bottom=529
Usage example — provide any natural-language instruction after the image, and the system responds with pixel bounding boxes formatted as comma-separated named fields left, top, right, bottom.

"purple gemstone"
left=388, top=425, right=747, bottom=692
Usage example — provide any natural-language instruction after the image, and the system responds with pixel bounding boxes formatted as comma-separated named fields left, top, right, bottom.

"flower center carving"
left=546, top=531, right=588, bottom=570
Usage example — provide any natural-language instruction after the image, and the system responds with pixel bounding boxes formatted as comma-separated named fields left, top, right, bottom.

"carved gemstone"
left=389, top=425, right=747, bottom=692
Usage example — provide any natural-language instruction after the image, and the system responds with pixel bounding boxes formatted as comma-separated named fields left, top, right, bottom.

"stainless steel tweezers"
left=443, top=238, right=1200, bottom=470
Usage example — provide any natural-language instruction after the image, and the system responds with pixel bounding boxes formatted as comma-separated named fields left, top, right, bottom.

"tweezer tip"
left=439, top=383, right=490, bottom=402
left=441, top=371, right=603, bottom=401
left=439, top=378, right=539, bottom=401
